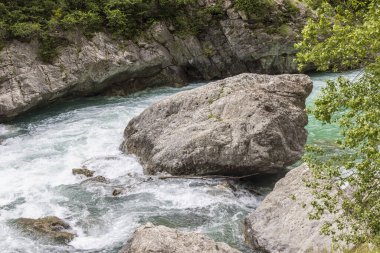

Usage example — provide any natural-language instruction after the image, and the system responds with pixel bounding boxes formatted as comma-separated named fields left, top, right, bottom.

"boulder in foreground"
left=120, top=223, right=241, bottom=253
left=122, top=73, right=312, bottom=176
left=244, top=164, right=335, bottom=253
left=11, top=216, right=75, bottom=244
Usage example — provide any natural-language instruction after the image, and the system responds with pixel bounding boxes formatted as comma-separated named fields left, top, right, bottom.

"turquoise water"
left=306, top=71, right=360, bottom=146
left=0, top=71, right=358, bottom=253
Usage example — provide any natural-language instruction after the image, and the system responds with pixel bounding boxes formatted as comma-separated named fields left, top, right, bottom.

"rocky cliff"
left=0, top=0, right=308, bottom=121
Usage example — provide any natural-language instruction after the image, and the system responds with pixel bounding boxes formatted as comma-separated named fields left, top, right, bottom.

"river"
left=0, top=71, right=359, bottom=253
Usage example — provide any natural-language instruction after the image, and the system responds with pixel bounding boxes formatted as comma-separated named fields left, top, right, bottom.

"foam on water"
left=0, top=72, right=358, bottom=253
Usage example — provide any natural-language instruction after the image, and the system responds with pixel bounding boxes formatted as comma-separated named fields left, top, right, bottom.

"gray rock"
left=227, top=8, right=240, bottom=19
left=81, top=175, right=109, bottom=184
left=0, top=1, right=308, bottom=121
left=244, top=164, right=335, bottom=253
left=238, top=10, right=248, bottom=21
left=122, top=73, right=312, bottom=176
left=120, top=223, right=242, bottom=253
left=72, top=167, right=95, bottom=177
left=112, top=188, right=123, bottom=196
left=11, top=216, right=75, bottom=244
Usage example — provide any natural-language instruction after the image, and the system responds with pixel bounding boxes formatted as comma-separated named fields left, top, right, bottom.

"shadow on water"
left=8, top=83, right=205, bottom=127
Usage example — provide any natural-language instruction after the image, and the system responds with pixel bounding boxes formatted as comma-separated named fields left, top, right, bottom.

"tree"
left=296, top=0, right=380, bottom=247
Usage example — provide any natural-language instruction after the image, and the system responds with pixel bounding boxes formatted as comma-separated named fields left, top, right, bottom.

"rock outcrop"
left=119, top=223, right=242, bottom=253
left=10, top=216, right=75, bottom=244
left=122, top=73, right=312, bottom=176
left=0, top=0, right=308, bottom=121
left=72, top=167, right=95, bottom=177
left=244, top=164, right=334, bottom=253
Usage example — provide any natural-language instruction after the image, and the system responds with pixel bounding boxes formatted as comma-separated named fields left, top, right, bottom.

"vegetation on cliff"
left=0, top=0, right=301, bottom=62
left=297, top=0, right=380, bottom=248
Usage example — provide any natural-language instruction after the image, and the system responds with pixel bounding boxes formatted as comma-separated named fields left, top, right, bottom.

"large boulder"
left=121, top=73, right=312, bottom=176
left=244, top=164, right=335, bottom=253
left=119, top=223, right=242, bottom=253
left=10, top=216, right=75, bottom=244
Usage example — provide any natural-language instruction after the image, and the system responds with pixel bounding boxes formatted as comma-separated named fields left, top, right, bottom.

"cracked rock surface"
left=122, top=73, right=312, bottom=176
left=244, top=164, right=337, bottom=253
left=119, top=223, right=242, bottom=253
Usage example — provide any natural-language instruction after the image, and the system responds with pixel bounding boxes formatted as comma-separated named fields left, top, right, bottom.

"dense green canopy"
left=297, top=0, right=380, bottom=248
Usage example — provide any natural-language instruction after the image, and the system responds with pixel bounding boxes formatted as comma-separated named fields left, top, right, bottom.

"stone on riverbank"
left=122, top=73, right=312, bottom=176
left=244, top=164, right=335, bottom=253
left=11, top=216, right=75, bottom=244
left=119, top=223, right=242, bottom=253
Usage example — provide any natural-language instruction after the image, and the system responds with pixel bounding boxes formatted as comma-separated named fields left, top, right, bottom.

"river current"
left=0, top=71, right=359, bottom=253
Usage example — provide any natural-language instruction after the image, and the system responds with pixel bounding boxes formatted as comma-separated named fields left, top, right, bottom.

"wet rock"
left=120, top=223, right=242, bottom=253
left=11, top=216, right=75, bottom=244
left=112, top=188, right=123, bottom=196
left=215, top=181, right=237, bottom=192
left=72, top=167, right=95, bottom=177
left=81, top=175, right=109, bottom=184
left=122, top=73, right=312, bottom=176
left=244, top=164, right=336, bottom=252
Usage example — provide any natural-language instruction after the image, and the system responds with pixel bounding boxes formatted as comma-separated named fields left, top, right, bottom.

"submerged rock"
left=112, top=188, right=123, bottom=196
left=122, top=73, right=312, bottom=176
left=72, top=167, right=95, bottom=177
left=120, top=223, right=242, bottom=253
left=244, top=164, right=335, bottom=253
left=11, top=216, right=75, bottom=244
left=81, top=175, right=108, bottom=184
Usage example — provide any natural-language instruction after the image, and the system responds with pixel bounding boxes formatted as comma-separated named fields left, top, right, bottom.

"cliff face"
left=0, top=0, right=308, bottom=121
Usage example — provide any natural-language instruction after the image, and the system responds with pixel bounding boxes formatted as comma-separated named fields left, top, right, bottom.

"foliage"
left=296, top=0, right=379, bottom=71
left=60, top=10, right=102, bottom=35
left=234, top=0, right=300, bottom=22
left=297, top=0, right=380, bottom=247
left=10, top=22, right=42, bottom=41
left=235, top=0, right=275, bottom=20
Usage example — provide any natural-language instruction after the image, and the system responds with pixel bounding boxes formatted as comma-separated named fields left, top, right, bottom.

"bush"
left=60, top=11, right=102, bottom=34
left=105, top=9, right=127, bottom=36
left=235, top=0, right=275, bottom=20
left=10, top=22, right=42, bottom=41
